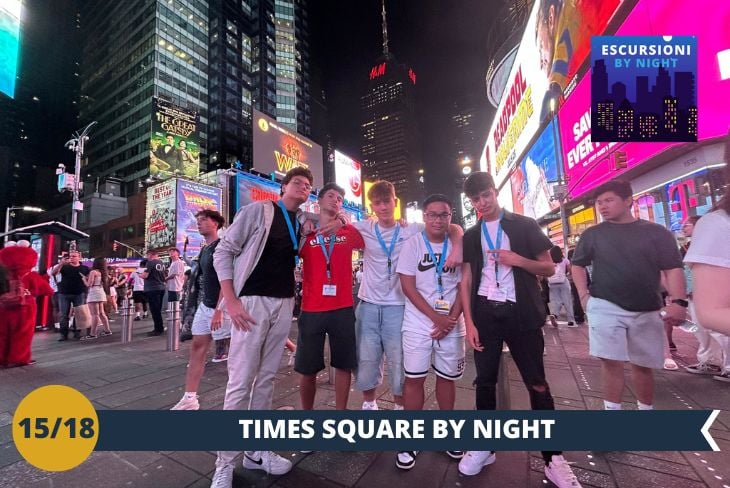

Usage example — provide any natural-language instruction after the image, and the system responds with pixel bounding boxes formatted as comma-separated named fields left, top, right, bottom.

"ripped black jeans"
left=472, top=296, right=560, bottom=463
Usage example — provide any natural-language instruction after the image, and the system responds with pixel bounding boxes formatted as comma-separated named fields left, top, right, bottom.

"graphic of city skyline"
left=591, top=36, right=698, bottom=143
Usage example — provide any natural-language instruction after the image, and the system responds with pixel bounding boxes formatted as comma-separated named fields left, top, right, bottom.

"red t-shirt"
left=300, top=225, right=364, bottom=312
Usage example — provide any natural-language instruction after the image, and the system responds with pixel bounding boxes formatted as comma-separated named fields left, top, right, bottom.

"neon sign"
left=369, top=63, right=386, bottom=80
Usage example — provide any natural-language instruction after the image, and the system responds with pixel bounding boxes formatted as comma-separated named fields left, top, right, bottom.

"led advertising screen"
left=175, top=180, right=222, bottom=255
left=460, top=193, right=478, bottom=229
left=149, top=97, right=200, bottom=181
left=333, top=150, right=363, bottom=205
left=145, top=179, right=177, bottom=251
left=479, top=0, right=622, bottom=188
left=0, top=0, right=21, bottom=98
left=510, top=124, right=561, bottom=220
left=252, top=109, right=324, bottom=188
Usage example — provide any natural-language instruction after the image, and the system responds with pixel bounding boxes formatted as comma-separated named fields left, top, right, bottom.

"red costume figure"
left=0, top=240, right=53, bottom=367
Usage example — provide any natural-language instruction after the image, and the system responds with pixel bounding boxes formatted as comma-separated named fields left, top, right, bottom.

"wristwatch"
left=671, top=299, right=689, bottom=308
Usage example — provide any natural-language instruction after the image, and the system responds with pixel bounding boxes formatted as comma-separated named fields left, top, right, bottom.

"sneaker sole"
left=396, top=458, right=416, bottom=470
left=685, top=367, right=722, bottom=375
left=458, top=453, right=496, bottom=476
left=713, top=375, right=730, bottom=383
left=447, top=452, right=465, bottom=460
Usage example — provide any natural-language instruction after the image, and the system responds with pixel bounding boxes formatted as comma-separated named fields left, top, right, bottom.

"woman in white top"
left=82, top=257, right=112, bottom=339
left=547, top=246, right=576, bottom=326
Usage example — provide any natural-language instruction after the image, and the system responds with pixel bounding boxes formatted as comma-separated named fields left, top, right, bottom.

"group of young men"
left=163, top=166, right=688, bottom=488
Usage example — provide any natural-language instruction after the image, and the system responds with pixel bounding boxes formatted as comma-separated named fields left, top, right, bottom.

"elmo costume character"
left=0, top=240, right=53, bottom=367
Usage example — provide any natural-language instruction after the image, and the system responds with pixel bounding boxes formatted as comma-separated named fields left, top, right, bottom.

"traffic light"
left=113, top=241, right=118, bottom=252
left=613, top=151, right=628, bottom=170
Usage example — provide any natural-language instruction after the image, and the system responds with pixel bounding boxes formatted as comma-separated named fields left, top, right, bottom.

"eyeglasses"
left=425, top=212, right=452, bottom=221
left=288, top=179, right=312, bottom=191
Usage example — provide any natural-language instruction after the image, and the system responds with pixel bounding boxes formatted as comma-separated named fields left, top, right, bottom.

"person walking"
left=166, top=248, right=186, bottom=303
left=458, top=172, right=581, bottom=488
left=547, top=246, right=576, bottom=327
left=131, top=263, right=148, bottom=321
left=51, top=250, right=90, bottom=341
left=210, top=167, right=314, bottom=485
left=141, top=250, right=166, bottom=336
left=81, top=257, right=112, bottom=339
left=571, top=180, right=687, bottom=411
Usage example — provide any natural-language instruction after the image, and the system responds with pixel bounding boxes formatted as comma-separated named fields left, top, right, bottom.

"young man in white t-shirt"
left=166, top=248, right=186, bottom=302
left=395, top=194, right=466, bottom=471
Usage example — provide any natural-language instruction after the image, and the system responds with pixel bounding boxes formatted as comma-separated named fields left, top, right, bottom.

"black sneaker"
left=447, top=450, right=465, bottom=459
left=567, top=321, right=577, bottom=327
left=549, top=315, right=558, bottom=328
left=58, top=336, right=68, bottom=342
left=146, top=330, right=164, bottom=336
left=134, top=316, right=141, bottom=321
left=396, top=451, right=418, bottom=470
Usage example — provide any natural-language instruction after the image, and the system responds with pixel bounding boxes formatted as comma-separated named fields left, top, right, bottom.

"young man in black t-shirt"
left=51, top=251, right=90, bottom=341
left=171, top=209, right=228, bottom=410
left=572, top=180, right=686, bottom=412
left=141, top=249, right=167, bottom=335
left=459, top=172, right=581, bottom=488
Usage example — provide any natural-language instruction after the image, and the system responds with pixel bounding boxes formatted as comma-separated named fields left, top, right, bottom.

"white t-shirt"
left=353, top=220, right=424, bottom=305
left=548, top=258, right=570, bottom=285
left=132, top=270, right=145, bottom=292
left=477, top=218, right=517, bottom=301
left=167, top=259, right=186, bottom=292
left=396, top=232, right=465, bottom=336
left=684, top=210, right=730, bottom=269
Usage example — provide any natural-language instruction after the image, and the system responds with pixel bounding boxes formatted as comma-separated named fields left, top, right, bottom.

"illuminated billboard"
left=176, top=180, right=222, bottom=255
left=479, top=0, right=621, bottom=188
left=145, top=180, right=177, bottom=251
left=252, top=109, right=324, bottom=188
left=333, top=150, right=363, bottom=205
left=510, top=124, right=560, bottom=220
left=0, top=0, right=21, bottom=98
left=149, top=98, right=200, bottom=181
left=460, top=193, right=477, bottom=229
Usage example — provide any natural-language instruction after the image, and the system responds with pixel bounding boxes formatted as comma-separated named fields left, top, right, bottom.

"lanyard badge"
left=375, top=223, right=400, bottom=279
left=277, top=200, right=300, bottom=266
left=481, top=211, right=504, bottom=287
left=422, top=232, right=449, bottom=299
left=317, top=233, right=337, bottom=283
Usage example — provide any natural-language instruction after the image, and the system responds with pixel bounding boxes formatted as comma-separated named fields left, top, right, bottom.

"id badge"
left=488, top=286, right=507, bottom=302
left=322, top=284, right=337, bottom=296
left=434, top=299, right=451, bottom=315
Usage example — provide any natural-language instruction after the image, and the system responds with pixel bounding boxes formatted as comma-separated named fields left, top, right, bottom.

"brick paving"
left=1, top=315, right=729, bottom=488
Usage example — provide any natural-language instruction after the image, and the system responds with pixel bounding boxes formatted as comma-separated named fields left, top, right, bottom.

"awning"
left=0, top=221, right=90, bottom=241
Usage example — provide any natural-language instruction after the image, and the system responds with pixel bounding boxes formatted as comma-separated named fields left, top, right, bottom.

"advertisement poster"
left=145, top=180, right=177, bottom=250
left=0, top=0, right=21, bottom=98
left=176, top=180, right=222, bottom=255
left=510, top=124, right=560, bottom=220
left=480, top=0, right=621, bottom=187
left=252, top=109, right=324, bottom=188
left=333, top=150, right=363, bottom=204
left=591, top=35, right=698, bottom=142
left=460, top=193, right=478, bottom=229
left=149, top=97, right=200, bottom=180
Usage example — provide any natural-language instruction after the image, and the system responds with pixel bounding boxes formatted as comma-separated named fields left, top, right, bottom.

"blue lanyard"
left=375, top=222, right=400, bottom=279
left=317, top=233, right=337, bottom=282
left=277, top=200, right=300, bottom=266
left=422, top=232, right=449, bottom=299
left=481, top=211, right=504, bottom=286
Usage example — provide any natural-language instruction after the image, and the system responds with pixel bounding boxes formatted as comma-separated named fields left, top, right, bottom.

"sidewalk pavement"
left=1, top=315, right=729, bottom=488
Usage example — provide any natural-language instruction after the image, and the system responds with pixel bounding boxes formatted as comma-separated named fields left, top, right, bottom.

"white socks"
left=637, top=401, right=653, bottom=410
left=604, top=400, right=622, bottom=410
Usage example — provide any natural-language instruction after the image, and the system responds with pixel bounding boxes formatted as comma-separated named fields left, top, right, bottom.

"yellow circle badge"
left=12, top=385, right=99, bottom=471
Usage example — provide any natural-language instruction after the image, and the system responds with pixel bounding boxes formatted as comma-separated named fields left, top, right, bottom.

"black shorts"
left=132, top=291, right=147, bottom=304
left=168, top=290, right=180, bottom=302
left=295, top=307, right=357, bottom=375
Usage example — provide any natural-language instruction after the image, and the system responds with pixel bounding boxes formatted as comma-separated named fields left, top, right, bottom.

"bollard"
left=496, top=349, right=511, bottom=410
left=166, top=300, right=180, bottom=351
left=121, top=296, right=134, bottom=343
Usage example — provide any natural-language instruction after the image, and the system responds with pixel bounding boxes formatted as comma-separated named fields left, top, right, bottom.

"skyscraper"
left=360, top=0, right=421, bottom=204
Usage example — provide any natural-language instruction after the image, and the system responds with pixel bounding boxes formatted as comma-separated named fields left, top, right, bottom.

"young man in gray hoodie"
left=211, top=167, right=313, bottom=486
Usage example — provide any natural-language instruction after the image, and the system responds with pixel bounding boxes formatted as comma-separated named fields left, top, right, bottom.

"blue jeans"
left=58, top=293, right=87, bottom=337
left=354, top=301, right=405, bottom=396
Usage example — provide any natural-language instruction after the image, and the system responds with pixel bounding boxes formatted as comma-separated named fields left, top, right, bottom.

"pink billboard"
left=559, top=0, right=730, bottom=198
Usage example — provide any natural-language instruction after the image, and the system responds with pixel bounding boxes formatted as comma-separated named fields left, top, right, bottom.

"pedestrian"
left=566, top=248, right=586, bottom=325
left=547, top=245, right=576, bottom=327
left=48, top=265, right=62, bottom=330
left=685, top=187, right=730, bottom=370
left=210, top=167, right=314, bottom=484
left=458, top=172, right=581, bottom=487
left=171, top=209, right=231, bottom=410
left=296, top=182, right=364, bottom=412
left=51, top=250, right=90, bottom=341
left=166, top=247, right=186, bottom=303
left=81, top=257, right=112, bottom=339
left=131, top=262, right=148, bottom=321
left=107, top=268, right=119, bottom=315
left=395, top=194, right=466, bottom=470
left=141, top=250, right=167, bottom=336
left=571, top=180, right=688, bottom=410
left=113, top=269, right=129, bottom=311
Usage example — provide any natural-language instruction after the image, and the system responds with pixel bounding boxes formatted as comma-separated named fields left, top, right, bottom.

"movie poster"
left=150, top=97, right=201, bottom=180
left=510, top=124, right=560, bottom=220
left=145, top=180, right=177, bottom=250
left=175, top=180, right=222, bottom=255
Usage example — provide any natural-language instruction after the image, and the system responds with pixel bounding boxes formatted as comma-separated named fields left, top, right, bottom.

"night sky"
left=309, top=0, right=507, bottom=197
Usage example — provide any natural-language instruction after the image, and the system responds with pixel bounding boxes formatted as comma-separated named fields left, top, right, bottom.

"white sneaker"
left=393, top=404, right=404, bottom=411
left=242, top=450, right=292, bottom=475
left=171, top=395, right=199, bottom=410
left=544, top=455, right=582, bottom=488
left=396, top=451, right=419, bottom=470
left=210, top=463, right=234, bottom=488
left=362, top=400, right=379, bottom=410
left=458, top=451, right=496, bottom=476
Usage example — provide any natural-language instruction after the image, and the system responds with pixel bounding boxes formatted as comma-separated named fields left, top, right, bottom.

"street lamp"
left=64, top=121, right=97, bottom=232
left=4, top=206, right=44, bottom=243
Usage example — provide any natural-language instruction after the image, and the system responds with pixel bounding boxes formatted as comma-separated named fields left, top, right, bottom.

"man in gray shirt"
left=141, top=249, right=167, bottom=336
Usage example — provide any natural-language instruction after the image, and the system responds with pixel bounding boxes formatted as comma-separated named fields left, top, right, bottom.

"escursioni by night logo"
left=591, top=35, right=698, bottom=143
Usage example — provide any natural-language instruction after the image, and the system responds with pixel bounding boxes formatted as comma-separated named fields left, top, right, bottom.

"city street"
left=1, top=316, right=729, bottom=488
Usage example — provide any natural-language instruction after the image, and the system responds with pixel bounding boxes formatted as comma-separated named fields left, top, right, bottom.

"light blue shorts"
left=354, top=301, right=405, bottom=396
left=587, top=297, right=664, bottom=369
left=191, top=303, right=232, bottom=341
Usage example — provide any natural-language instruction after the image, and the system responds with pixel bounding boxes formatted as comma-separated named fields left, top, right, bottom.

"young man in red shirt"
left=297, top=182, right=365, bottom=410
